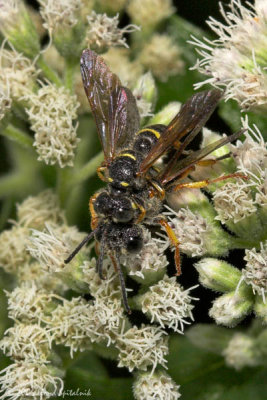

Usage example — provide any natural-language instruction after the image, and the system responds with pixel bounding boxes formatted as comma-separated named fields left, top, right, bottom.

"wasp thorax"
left=108, top=155, right=137, bottom=188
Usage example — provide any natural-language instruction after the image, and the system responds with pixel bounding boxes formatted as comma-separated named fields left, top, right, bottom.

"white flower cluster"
left=26, top=84, right=80, bottom=167
left=127, top=0, right=175, bottom=29
left=133, top=371, right=181, bottom=400
left=0, top=84, right=11, bottom=122
left=191, top=0, right=267, bottom=110
left=39, top=0, right=81, bottom=31
left=140, top=275, right=197, bottom=333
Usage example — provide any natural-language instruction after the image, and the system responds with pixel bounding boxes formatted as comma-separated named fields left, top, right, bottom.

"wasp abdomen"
left=133, top=124, right=166, bottom=156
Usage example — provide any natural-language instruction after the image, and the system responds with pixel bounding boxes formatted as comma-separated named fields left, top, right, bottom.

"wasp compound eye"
left=93, top=192, right=112, bottom=216
left=112, top=197, right=134, bottom=223
left=125, top=226, right=143, bottom=254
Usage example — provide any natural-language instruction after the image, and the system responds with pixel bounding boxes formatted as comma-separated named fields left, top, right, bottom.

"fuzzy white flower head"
left=140, top=275, right=197, bottom=333
left=122, top=229, right=168, bottom=281
left=103, top=48, right=143, bottom=87
left=50, top=296, right=125, bottom=356
left=0, top=323, right=52, bottom=361
left=86, top=12, right=139, bottom=52
left=0, top=224, right=30, bottom=274
left=27, top=223, right=86, bottom=273
left=6, top=283, right=55, bottom=323
left=230, top=120, right=267, bottom=174
left=26, top=83, right=80, bottom=167
left=81, top=258, right=121, bottom=299
left=223, top=333, right=259, bottom=370
left=0, top=84, right=11, bottom=121
left=0, top=46, right=37, bottom=101
left=17, top=189, right=65, bottom=230
left=0, top=361, right=63, bottom=399
left=242, top=241, right=267, bottom=302
left=190, top=0, right=267, bottom=110
left=116, top=324, right=168, bottom=373
left=213, top=180, right=257, bottom=224
left=127, top=0, right=175, bottom=29
left=133, top=72, right=157, bottom=119
left=139, top=34, right=184, bottom=81
left=39, top=0, right=81, bottom=32
left=164, top=205, right=211, bottom=257
left=133, top=371, right=181, bottom=400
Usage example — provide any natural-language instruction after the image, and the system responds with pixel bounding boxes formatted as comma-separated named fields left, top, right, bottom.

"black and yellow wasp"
left=65, top=49, right=244, bottom=312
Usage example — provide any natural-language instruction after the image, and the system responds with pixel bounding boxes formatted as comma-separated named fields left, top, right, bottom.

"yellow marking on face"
left=108, top=177, right=114, bottom=182
left=120, top=181, right=129, bottom=187
left=137, top=128, right=161, bottom=139
left=131, top=202, right=138, bottom=210
left=119, top=152, right=136, bottom=161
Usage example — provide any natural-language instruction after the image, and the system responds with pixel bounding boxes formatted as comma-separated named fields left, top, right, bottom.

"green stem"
left=1, top=124, right=34, bottom=150
left=37, top=56, right=62, bottom=87
left=64, top=60, right=76, bottom=93
left=0, top=173, right=28, bottom=197
left=56, top=167, right=71, bottom=207
left=69, top=152, right=104, bottom=186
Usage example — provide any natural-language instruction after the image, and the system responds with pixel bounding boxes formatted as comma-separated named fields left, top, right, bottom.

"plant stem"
left=64, top=60, right=76, bottom=93
left=1, top=124, right=34, bottom=150
left=69, top=152, right=104, bottom=186
left=37, top=56, right=62, bottom=87
left=56, top=167, right=71, bottom=208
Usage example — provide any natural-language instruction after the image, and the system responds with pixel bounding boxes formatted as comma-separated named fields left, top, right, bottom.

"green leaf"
left=64, top=367, right=133, bottom=400
left=168, top=335, right=267, bottom=400
left=186, top=324, right=232, bottom=355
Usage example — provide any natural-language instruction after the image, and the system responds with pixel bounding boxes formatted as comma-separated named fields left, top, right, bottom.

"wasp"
left=65, top=49, right=244, bottom=313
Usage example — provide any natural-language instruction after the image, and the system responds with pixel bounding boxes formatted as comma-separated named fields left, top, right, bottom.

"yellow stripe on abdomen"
left=137, top=128, right=161, bottom=139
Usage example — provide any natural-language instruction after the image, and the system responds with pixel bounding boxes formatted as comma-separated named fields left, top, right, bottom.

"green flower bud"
left=149, top=102, right=181, bottom=125
left=254, top=294, right=267, bottom=324
left=223, top=333, right=261, bottom=370
left=0, top=1, right=40, bottom=58
left=209, top=285, right=254, bottom=327
left=194, top=258, right=242, bottom=292
left=134, top=72, right=157, bottom=108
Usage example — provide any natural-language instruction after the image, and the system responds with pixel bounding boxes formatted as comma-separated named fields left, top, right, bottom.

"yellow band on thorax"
left=119, top=152, right=136, bottom=160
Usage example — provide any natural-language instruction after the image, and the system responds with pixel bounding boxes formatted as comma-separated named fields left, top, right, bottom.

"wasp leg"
left=148, top=180, right=166, bottom=200
left=97, top=165, right=108, bottom=182
left=132, top=199, right=146, bottom=224
left=64, top=230, right=96, bottom=264
left=172, top=173, right=248, bottom=192
left=110, top=250, right=131, bottom=314
left=89, top=193, right=99, bottom=230
left=159, top=218, right=181, bottom=276
left=96, top=239, right=106, bottom=280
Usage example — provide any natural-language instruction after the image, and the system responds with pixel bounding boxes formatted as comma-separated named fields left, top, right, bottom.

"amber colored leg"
left=149, top=180, right=166, bottom=200
left=89, top=193, right=99, bottom=230
left=159, top=218, right=181, bottom=276
left=97, top=166, right=108, bottom=182
left=133, top=200, right=146, bottom=224
left=172, top=173, right=248, bottom=192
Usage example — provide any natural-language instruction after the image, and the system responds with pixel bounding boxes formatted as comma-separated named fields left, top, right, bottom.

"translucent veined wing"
left=158, top=130, right=243, bottom=187
left=138, top=90, right=222, bottom=174
left=80, top=49, right=140, bottom=163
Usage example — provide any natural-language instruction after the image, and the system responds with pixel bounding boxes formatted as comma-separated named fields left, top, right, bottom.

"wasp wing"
left=159, top=130, right=243, bottom=187
left=138, top=90, right=222, bottom=174
left=80, top=49, right=140, bottom=162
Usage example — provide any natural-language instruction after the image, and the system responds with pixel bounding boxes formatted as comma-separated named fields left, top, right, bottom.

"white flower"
left=6, top=283, right=55, bottom=323
left=190, top=0, right=267, bottom=110
left=0, top=323, right=52, bottom=361
left=26, top=83, right=80, bottom=167
left=223, top=333, right=259, bottom=370
left=133, top=371, right=181, bottom=400
left=127, top=0, right=175, bottom=29
left=139, top=34, right=184, bottom=81
left=0, top=84, right=11, bottom=121
left=140, top=275, right=197, bottom=333
left=28, top=223, right=86, bottom=273
left=164, top=205, right=211, bottom=257
left=86, top=12, right=139, bottom=52
left=213, top=180, right=257, bottom=224
left=0, top=224, right=31, bottom=274
left=0, top=361, right=63, bottom=400
left=122, top=229, right=168, bottom=281
left=241, top=241, right=267, bottom=301
left=17, top=189, right=65, bottom=230
left=116, top=324, right=168, bottom=373
left=39, top=0, right=81, bottom=32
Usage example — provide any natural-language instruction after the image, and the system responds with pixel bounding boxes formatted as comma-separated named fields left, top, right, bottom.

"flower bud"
left=0, top=1, right=40, bottom=58
left=133, top=371, right=181, bottom=400
left=209, top=286, right=254, bottom=327
left=194, top=258, right=241, bottom=292
left=223, top=333, right=260, bottom=370
left=254, top=294, right=267, bottom=324
left=133, top=72, right=157, bottom=119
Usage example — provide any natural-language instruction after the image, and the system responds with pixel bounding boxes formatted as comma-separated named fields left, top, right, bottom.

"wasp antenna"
left=115, top=249, right=131, bottom=314
left=96, top=239, right=106, bottom=280
left=64, top=230, right=96, bottom=264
